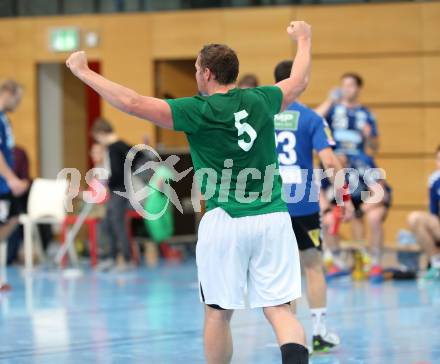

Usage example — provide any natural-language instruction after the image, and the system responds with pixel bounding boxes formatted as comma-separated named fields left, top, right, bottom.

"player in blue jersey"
left=315, top=73, right=394, bottom=280
left=315, top=73, right=378, bottom=156
left=274, top=61, right=353, bottom=353
left=0, top=80, right=29, bottom=291
left=321, top=153, right=391, bottom=281
left=408, top=146, right=440, bottom=280
left=347, top=153, right=392, bottom=280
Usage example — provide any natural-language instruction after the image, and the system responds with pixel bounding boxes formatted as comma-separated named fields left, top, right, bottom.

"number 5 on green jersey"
left=234, top=110, right=257, bottom=152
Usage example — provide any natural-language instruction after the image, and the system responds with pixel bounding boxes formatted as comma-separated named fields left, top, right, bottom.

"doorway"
left=37, top=62, right=101, bottom=180
left=155, top=59, right=197, bottom=151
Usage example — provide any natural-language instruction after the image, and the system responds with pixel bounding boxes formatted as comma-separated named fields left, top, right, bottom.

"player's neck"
left=206, top=83, right=236, bottom=96
left=342, top=99, right=359, bottom=108
left=0, top=98, right=6, bottom=112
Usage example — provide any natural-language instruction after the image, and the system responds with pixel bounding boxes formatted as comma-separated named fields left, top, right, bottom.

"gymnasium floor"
left=0, top=260, right=439, bottom=364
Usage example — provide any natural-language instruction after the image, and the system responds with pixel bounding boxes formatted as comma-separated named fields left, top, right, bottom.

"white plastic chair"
left=19, top=178, right=68, bottom=270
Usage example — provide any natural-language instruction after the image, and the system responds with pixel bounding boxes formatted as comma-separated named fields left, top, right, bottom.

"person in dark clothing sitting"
left=7, top=146, right=54, bottom=265
left=6, top=145, right=30, bottom=264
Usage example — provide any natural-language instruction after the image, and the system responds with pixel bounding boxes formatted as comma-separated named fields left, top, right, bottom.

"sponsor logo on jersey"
left=274, top=111, right=299, bottom=131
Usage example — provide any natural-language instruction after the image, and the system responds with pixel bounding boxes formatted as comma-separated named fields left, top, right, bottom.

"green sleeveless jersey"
left=166, top=86, right=287, bottom=217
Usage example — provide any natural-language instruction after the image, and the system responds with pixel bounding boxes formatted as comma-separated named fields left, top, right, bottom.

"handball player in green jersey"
left=67, top=20, right=312, bottom=364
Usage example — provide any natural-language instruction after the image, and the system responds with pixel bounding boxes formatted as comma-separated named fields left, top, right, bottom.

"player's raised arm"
left=66, top=51, right=173, bottom=129
left=276, top=21, right=312, bottom=110
left=315, top=88, right=340, bottom=117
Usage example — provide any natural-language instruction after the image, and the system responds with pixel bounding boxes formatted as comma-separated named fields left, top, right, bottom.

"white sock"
left=430, top=254, right=440, bottom=269
left=331, top=249, right=346, bottom=269
left=371, top=248, right=382, bottom=266
left=311, top=307, right=327, bottom=337
left=323, top=249, right=333, bottom=263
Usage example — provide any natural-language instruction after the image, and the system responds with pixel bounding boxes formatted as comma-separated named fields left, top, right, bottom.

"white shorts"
left=196, top=207, right=301, bottom=310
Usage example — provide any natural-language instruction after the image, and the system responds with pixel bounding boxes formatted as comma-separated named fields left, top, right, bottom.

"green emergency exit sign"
left=50, top=28, right=79, bottom=52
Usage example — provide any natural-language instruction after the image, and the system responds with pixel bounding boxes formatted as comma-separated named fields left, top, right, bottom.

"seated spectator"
left=347, top=153, right=392, bottom=281
left=6, top=145, right=30, bottom=264
left=7, top=145, right=54, bottom=265
left=321, top=153, right=391, bottom=282
left=408, top=146, right=440, bottom=280
left=87, top=142, right=111, bottom=262
left=88, top=141, right=109, bottom=204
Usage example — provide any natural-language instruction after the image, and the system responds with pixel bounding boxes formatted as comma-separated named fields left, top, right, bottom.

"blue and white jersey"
left=0, top=111, right=15, bottom=195
left=428, top=170, right=440, bottom=217
left=326, top=103, right=378, bottom=156
left=275, top=102, right=334, bottom=217
left=347, top=154, right=380, bottom=200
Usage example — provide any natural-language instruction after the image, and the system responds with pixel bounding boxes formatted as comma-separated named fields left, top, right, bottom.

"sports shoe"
left=323, top=250, right=334, bottom=270
left=159, top=243, right=183, bottom=261
left=326, top=264, right=350, bottom=280
left=312, top=331, right=340, bottom=353
left=422, top=266, right=440, bottom=280
left=369, top=264, right=384, bottom=283
left=0, top=283, right=11, bottom=292
left=361, top=252, right=372, bottom=273
left=110, top=261, right=136, bottom=273
left=96, top=258, right=115, bottom=272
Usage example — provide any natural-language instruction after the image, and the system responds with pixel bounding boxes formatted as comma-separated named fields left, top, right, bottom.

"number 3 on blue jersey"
left=234, top=110, right=257, bottom=152
left=276, top=131, right=297, bottom=165
left=275, top=130, right=302, bottom=184
left=274, top=110, right=302, bottom=184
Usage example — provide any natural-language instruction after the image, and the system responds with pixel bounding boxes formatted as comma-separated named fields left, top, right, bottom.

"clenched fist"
left=66, top=51, right=89, bottom=76
left=287, top=21, right=311, bottom=42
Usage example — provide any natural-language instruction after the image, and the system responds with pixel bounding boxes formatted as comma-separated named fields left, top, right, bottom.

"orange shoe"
left=0, top=283, right=12, bottom=292
left=369, top=265, right=384, bottom=283
left=326, top=264, right=350, bottom=280
left=159, top=243, right=183, bottom=262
